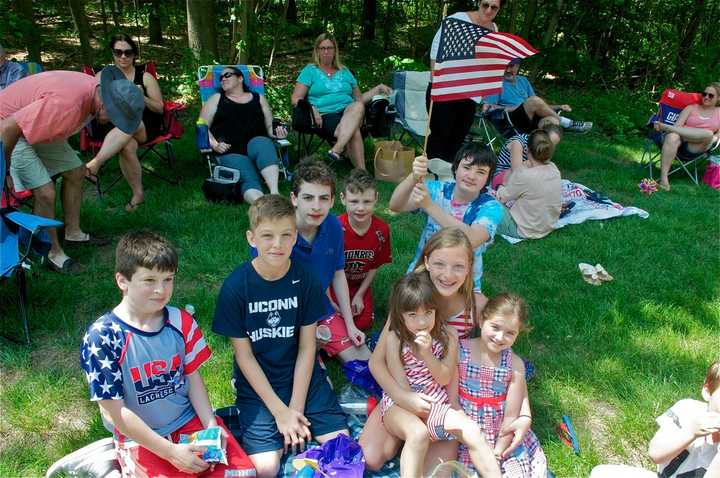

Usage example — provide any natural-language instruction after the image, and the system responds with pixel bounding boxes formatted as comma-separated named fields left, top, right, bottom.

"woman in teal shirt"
left=292, top=33, right=390, bottom=169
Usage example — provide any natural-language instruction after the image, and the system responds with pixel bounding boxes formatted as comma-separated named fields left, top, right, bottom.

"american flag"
left=431, top=17, right=538, bottom=102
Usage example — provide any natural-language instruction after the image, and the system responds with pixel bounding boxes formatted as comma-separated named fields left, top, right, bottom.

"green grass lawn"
left=0, top=127, right=718, bottom=477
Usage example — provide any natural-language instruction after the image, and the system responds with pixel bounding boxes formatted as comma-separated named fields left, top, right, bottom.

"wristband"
left=517, top=414, right=532, bottom=420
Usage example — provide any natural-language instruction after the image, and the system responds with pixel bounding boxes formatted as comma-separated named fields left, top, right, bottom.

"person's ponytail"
left=528, top=129, right=555, bottom=163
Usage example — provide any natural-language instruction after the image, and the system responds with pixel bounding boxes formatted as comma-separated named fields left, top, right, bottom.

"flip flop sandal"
left=578, top=263, right=601, bottom=286
left=47, top=257, right=85, bottom=274
left=124, top=200, right=144, bottom=213
left=84, top=166, right=100, bottom=185
left=65, top=234, right=111, bottom=246
left=594, top=264, right=614, bottom=282
left=327, top=150, right=341, bottom=164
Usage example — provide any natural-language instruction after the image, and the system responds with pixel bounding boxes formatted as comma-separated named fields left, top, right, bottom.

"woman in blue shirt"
left=291, top=33, right=390, bottom=170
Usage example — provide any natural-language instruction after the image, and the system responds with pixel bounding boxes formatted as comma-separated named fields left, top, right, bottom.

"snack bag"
left=179, top=426, right=228, bottom=465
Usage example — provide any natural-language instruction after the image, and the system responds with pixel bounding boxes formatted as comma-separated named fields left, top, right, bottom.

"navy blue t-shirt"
left=212, top=260, right=327, bottom=400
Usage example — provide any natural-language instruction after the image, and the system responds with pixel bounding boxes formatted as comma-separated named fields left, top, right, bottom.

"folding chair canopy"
left=197, top=65, right=266, bottom=104
left=650, top=89, right=703, bottom=126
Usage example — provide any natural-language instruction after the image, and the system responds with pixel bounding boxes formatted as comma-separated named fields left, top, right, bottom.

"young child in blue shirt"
left=213, top=195, right=348, bottom=478
left=79, top=230, right=255, bottom=477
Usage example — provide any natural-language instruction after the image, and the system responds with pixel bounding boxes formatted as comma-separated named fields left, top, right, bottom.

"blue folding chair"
left=1, top=142, right=63, bottom=344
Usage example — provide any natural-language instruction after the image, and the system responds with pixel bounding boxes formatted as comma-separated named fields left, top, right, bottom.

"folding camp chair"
left=196, top=64, right=291, bottom=180
left=390, top=71, right=430, bottom=150
left=18, top=61, right=43, bottom=76
left=79, top=63, right=185, bottom=197
left=640, top=88, right=720, bottom=185
left=292, top=94, right=393, bottom=160
left=1, top=142, right=63, bottom=344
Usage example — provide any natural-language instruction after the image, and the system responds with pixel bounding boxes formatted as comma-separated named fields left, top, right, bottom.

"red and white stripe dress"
left=380, top=339, right=452, bottom=441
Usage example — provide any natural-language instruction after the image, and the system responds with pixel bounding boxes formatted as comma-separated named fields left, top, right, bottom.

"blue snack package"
left=178, top=426, right=228, bottom=465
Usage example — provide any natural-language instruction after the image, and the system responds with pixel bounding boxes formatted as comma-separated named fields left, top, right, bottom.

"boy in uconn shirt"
left=213, top=195, right=348, bottom=478
left=79, top=230, right=255, bottom=477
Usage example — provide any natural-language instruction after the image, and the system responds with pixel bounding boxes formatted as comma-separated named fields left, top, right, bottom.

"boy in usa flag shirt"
left=80, top=230, right=255, bottom=477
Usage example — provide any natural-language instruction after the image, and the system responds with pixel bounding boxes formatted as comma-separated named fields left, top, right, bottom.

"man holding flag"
left=426, top=2, right=537, bottom=162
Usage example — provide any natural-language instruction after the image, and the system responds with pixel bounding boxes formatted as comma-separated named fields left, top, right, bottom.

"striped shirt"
left=496, top=133, right=529, bottom=175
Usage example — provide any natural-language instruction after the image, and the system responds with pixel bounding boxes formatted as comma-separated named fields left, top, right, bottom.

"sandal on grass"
left=65, top=233, right=111, bottom=246
left=124, top=200, right=144, bottom=213
left=47, top=257, right=85, bottom=274
left=84, top=166, right=99, bottom=185
left=327, top=150, right=341, bottom=163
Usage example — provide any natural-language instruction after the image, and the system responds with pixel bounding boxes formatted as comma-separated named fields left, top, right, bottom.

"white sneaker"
left=567, top=120, right=593, bottom=133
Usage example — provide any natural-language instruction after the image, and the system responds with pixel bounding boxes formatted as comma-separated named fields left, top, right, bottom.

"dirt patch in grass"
left=585, top=400, right=652, bottom=468
left=30, top=343, right=77, bottom=374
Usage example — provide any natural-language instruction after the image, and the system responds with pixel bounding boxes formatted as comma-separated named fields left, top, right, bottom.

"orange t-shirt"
left=0, top=71, right=97, bottom=144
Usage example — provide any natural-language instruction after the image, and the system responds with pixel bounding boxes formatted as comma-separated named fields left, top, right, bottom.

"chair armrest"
left=6, top=211, right=63, bottom=234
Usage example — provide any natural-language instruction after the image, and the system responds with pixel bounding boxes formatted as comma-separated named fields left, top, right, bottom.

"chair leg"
left=17, top=267, right=30, bottom=345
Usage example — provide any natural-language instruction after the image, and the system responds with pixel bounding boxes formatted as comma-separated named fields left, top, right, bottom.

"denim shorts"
left=234, top=363, right=347, bottom=455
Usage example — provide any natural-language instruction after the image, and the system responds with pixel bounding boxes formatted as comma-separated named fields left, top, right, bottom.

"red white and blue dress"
left=457, top=339, right=547, bottom=478
left=380, top=339, right=453, bottom=441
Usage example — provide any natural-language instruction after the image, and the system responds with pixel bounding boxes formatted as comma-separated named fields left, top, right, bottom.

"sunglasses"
left=479, top=2, right=499, bottom=11
left=112, top=48, right=135, bottom=58
left=702, top=91, right=716, bottom=99
left=220, top=72, right=239, bottom=79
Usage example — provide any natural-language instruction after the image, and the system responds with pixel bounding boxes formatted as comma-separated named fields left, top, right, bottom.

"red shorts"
left=492, top=170, right=508, bottom=190
left=114, top=415, right=256, bottom=477
left=329, top=287, right=374, bottom=330
left=318, top=313, right=354, bottom=357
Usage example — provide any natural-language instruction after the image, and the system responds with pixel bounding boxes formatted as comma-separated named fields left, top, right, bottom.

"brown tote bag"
left=373, top=140, right=415, bottom=183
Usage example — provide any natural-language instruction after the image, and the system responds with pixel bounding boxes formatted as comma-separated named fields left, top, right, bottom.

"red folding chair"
left=80, top=63, right=185, bottom=197
left=641, top=88, right=720, bottom=185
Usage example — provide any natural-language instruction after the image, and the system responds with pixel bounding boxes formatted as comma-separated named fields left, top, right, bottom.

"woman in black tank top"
left=86, top=33, right=166, bottom=212
left=199, top=66, right=288, bottom=204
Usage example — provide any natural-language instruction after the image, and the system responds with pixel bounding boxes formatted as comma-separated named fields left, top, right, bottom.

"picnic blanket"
left=501, top=179, right=649, bottom=244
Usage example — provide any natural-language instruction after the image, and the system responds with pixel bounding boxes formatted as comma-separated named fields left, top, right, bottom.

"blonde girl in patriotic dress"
left=458, top=293, right=547, bottom=477
left=380, top=271, right=501, bottom=478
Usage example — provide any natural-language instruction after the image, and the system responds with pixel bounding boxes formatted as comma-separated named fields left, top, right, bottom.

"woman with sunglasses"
left=654, top=82, right=720, bottom=191
left=86, top=34, right=164, bottom=211
left=199, top=67, right=287, bottom=203
left=426, top=0, right=503, bottom=163
left=291, top=33, right=390, bottom=169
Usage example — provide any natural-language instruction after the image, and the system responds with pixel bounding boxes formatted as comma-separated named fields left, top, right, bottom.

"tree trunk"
left=15, top=0, right=41, bottom=62
left=148, top=0, right=163, bottom=44
left=186, top=0, right=219, bottom=61
left=521, top=0, right=537, bottom=41
left=111, top=0, right=121, bottom=27
left=382, top=0, right=394, bottom=51
left=68, top=0, right=94, bottom=65
left=234, top=0, right=257, bottom=64
left=286, top=0, right=297, bottom=23
left=99, top=0, right=109, bottom=37
left=674, top=0, right=705, bottom=80
left=530, top=0, right=564, bottom=82
left=361, top=0, right=377, bottom=41
left=507, top=0, right=520, bottom=33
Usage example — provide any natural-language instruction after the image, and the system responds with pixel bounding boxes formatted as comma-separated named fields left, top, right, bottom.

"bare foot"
left=659, top=180, right=671, bottom=191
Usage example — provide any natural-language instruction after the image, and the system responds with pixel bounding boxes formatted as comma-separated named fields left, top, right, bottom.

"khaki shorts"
left=10, top=139, right=83, bottom=192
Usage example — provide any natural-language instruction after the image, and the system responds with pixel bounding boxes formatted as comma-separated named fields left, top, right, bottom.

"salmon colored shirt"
left=0, top=71, right=98, bottom=144
left=684, top=105, right=720, bottom=132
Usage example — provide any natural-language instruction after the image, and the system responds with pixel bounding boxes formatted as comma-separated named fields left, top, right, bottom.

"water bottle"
left=195, top=118, right=211, bottom=153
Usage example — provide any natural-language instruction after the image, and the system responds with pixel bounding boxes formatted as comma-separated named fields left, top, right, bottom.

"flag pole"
left=423, top=2, right=448, bottom=159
